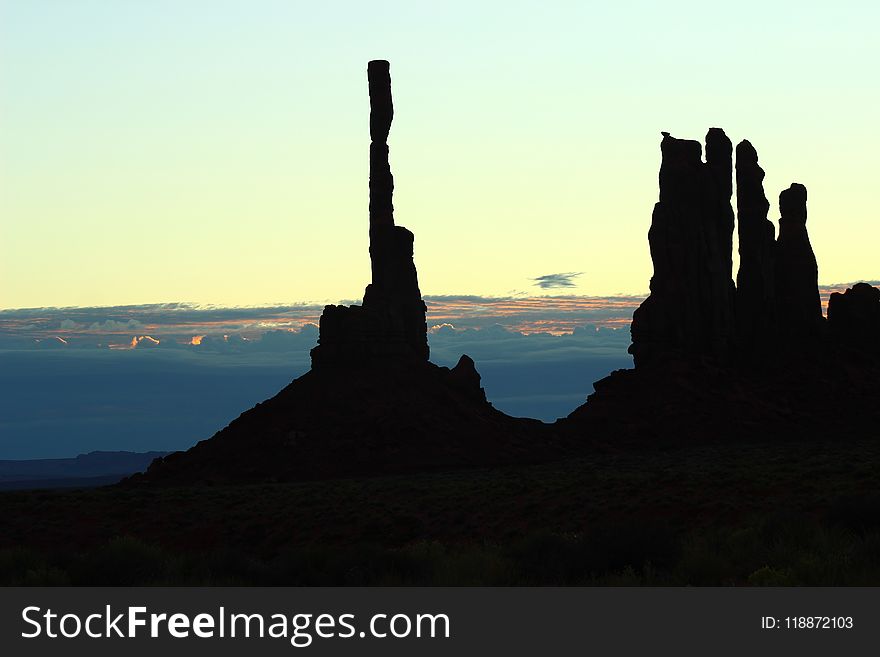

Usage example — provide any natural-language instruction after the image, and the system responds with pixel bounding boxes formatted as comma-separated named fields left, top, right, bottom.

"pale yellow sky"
left=2, top=1, right=877, bottom=309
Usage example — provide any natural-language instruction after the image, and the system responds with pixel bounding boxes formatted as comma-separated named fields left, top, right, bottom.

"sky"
left=2, top=0, right=879, bottom=309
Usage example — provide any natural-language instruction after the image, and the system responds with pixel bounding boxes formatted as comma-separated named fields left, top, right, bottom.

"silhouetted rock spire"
left=628, top=129, right=735, bottom=367
left=132, top=61, right=545, bottom=487
left=735, top=140, right=776, bottom=353
left=704, top=127, right=736, bottom=358
left=774, top=183, right=823, bottom=339
left=705, top=127, right=735, bottom=282
left=367, top=60, right=394, bottom=231
left=311, top=60, right=429, bottom=367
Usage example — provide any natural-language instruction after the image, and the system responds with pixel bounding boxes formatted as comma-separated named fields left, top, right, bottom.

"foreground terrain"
left=2, top=437, right=879, bottom=585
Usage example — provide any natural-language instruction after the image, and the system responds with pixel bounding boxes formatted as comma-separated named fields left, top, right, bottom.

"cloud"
left=428, top=323, right=631, bottom=366
left=0, top=321, right=633, bottom=458
left=34, top=336, right=69, bottom=349
left=3, top=282, right=878, bottom=456
left=131, top=335, right=161, bottom=349
left=424, top=294, right=643, bottom=333
left=0, top=299, right=644, bottom=457
left=0, top=296, right=643, bottom=350
left=2, top=281, right=876, bottom=352
left=531, top=272, right=583, bottom=289
left=0, top=303, right=327, bottom=350
left=88, top=319, right=145, bottom=331
left=820, top=282, right=880, bottom=298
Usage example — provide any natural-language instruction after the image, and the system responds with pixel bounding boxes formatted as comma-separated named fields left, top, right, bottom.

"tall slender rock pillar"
left=704, top=127, right=736, bottom=358
left=774, top=183, right=823, bottom=339
left=362, top=60, right=429, bottom=360
left=366, top=60, right=397, bottom=293
left=735, top=140, right=777, bottom=353
left=310, top=60, right=429, bottom=368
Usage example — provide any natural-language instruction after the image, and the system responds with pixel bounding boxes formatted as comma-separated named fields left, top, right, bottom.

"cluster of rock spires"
left=630, top=128, right=866, bottom=367
left=568, top=128, right=880, bottom=446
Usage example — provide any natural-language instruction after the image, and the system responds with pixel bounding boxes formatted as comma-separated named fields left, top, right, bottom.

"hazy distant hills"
left=0, top=451, right=167, bottom=490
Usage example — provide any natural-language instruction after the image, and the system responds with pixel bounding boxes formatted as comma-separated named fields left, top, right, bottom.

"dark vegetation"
left=3, top=439, right=880, bottom=585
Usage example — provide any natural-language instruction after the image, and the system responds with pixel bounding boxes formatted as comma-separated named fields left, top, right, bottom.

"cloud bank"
left=0, top=283, right=873, bottom=458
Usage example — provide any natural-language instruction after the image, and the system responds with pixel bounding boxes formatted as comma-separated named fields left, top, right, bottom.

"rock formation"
left=705, top=128, right=737, bottom=359
left=568, top=135, right=879, bottom=448
left=705, top=128, right=736, bottom=286
left=128, top=61, right=556, bottom=486
left=124, top=66, right=880, bottom=486
left=310, top=60, right=429, bottom=368
left=734, top=140, right=776, bottom=354
left=569, top=128, right=880, bottom=448
left=630, top=130, right=827, bottom=366
left=774, top=183, right=823, bottom=340
left=828, top=282, right=880, bottom=346
left=628, top=129, right=735, bottom=367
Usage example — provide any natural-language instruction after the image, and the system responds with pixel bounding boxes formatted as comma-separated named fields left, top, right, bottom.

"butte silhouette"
left=131, top=65, right=880, bottom=486
left=133, top=61, right=550, bottom=485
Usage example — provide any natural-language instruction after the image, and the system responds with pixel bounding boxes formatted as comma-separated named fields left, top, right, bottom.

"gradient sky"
left=2, top=0, right=878, bottom=310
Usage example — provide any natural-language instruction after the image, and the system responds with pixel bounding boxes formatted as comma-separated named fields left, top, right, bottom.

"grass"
left=3, top=515, right=880, bottom=585
left=1, top=438, right=879, bottom=585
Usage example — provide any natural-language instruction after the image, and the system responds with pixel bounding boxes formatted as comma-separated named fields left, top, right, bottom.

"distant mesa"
left=0, top=451, right=168, bottom=490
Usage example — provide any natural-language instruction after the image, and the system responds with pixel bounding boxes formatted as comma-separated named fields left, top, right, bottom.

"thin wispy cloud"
left=531, top=272, right=583, bottom=289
